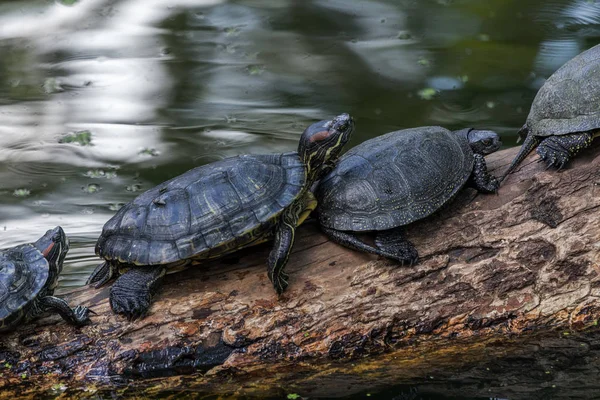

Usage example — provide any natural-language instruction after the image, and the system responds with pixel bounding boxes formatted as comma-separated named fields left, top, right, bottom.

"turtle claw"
left=537, top=139, right=571, bottom=170
left=72, top=305, right=93, bottom=326
left=272, top=271, right=290, bottom=295
left=110, top=293, right=150, bottom=321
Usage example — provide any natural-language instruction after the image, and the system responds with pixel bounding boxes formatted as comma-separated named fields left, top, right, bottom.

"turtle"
left=87, top=113, right=354, bottom=319
left=315, top=126, right=500, bottom=263
left=0, top=226, right=92, bottom=332
left=501, top=43, right=600, bottom=181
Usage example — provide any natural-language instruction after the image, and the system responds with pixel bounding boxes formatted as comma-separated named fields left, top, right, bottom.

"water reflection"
left=0, top=0, right=597, bottom=284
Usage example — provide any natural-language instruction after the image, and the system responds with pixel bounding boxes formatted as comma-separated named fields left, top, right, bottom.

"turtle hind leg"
left=537, top=131, right=596, bottom=169
left=470, top=153, right=499, bottom=193
left=39, top=296, right=92, bottom=327
left=374, top=228, right=418, bottom=266
left=86, top=260, right=119, bottom=288
left=321, top=226, right=418, bottom=265
left=109, top=265, right=166, bottom=320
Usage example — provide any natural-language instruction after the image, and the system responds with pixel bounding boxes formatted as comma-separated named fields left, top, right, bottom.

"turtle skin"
left=316, top=126, right=499, bottom=264
left=502, top=44, right=600, bottom=180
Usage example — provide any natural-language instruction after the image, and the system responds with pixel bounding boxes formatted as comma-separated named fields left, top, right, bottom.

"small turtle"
left=501, top=44, right=600, bottom=181
left=0, top=227, right=91, bottom=332
left=316, top=126, right=500, bottom=262
left=88, top=113, right=354, bottom=319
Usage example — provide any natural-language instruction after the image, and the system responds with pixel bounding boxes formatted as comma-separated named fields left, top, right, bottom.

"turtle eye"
left=482, top=138, right=492, bottom=146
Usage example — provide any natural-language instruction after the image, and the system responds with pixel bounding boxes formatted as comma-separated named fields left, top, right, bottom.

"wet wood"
left=1, top=143, right=600, bottom=399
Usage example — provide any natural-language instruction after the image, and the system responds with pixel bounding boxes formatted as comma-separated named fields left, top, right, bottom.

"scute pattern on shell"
left=527, top=44, right=600, bottom=136
left=0, top=244, right=48, bottom=323
left=317, top=126, right=473, bottom=232
left=96, top=152, right=306, bottom=265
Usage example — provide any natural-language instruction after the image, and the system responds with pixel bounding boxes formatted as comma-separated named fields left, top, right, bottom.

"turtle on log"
left=0, top=227, right=91, bottom=332
left=501, top=44, right=600, bottom=181
left=88, top=114, right=354, bottom=320
left=316, top=126, right=500, bottom=263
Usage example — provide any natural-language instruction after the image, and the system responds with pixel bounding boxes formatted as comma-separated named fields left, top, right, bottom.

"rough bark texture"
left=1, top=144, right=600, bottom=399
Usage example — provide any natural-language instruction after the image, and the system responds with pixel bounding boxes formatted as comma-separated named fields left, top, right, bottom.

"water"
left=0, top=0, right=598, bottom=398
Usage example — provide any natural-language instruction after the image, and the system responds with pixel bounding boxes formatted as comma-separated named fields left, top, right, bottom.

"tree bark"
left=1, top=144, right=600, bottom=399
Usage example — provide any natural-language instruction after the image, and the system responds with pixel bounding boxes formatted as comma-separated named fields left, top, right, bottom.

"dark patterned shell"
left=527, top=44, right=600, bottom=136
left=0, top=244, right=48, bottom=323
left=317, top=126, right=473, bottom=232
left=97, top=152, right=306, bottom=265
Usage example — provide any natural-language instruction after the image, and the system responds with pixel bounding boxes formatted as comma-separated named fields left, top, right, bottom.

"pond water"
left=0, top=0, right=599, bottom=398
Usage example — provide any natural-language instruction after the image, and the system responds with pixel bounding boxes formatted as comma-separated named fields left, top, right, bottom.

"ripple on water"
left=534, top=39, right=582, bottom=76
left=0, top=218, right=105, bottom=287
left=429, top=102, right=490, bottom=126
left=59, top=239, right=101, bottom=288
left=535, top=0, right=600, bottom=33
left=7, top=161, right=79, bottom=178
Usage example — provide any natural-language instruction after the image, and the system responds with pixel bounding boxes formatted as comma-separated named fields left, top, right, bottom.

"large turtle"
left=316, top=126, right=500, bottom=263
left=0, top=227, right=91, bottom=332
left=501, top=43, right=600, bottom=181
left=88, top=113, right=354, bottom=319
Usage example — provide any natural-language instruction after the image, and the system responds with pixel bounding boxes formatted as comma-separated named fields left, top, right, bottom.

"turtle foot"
left=109, top=266, right=165, bottom=320
left=374, top=228, right=419, bottom=266
left=382, top=244, right=419, bottom=267
left=536, top=132, right=595, bottom=170
left=110, top=288, right=151, bottom=321
left=537, top=140, right=570, bottom=170
left=272, top=271, right=290, bottom=295
left=72, top=305, right=93, bottom=326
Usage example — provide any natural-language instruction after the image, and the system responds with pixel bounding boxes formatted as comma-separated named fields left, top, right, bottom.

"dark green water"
left=0, top=0, right=599, bottom=398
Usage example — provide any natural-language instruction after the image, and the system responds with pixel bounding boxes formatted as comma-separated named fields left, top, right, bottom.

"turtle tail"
left=499, top=126, right=539, bottom=183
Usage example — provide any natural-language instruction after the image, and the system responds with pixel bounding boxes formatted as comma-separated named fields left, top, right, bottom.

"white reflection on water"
left=0, top=0, right=224, bottom=284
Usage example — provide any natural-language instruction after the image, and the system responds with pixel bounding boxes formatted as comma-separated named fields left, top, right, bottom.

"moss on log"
left=1, top=143, right=599, bottom=399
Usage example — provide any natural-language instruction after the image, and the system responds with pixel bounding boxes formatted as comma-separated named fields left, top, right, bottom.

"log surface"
left=1, top=144, right=600, bottom=399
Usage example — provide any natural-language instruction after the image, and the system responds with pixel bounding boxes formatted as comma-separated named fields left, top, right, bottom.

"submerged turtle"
left=501, top=43, right=600, bottom=181
left=0, top=227, right=91, bottom=332
left=88, top=113, right=354, bottom=319
left=316, top=126, right=500, bottom=263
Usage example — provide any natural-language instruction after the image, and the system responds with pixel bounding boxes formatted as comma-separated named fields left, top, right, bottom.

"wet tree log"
left=1, top=143, right=600, bottom=399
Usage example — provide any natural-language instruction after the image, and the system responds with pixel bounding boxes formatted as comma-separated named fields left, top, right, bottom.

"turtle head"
left=456, top=128, right=501, bottom=155
left=33, top=226, right=69, bottom=274
left=298, top=113, right=354, bottom=182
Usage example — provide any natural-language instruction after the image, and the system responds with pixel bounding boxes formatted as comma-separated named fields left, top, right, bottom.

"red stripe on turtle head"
left=309, top=130, right=331, bottom=142
left=42, top=242, right=55, bottom=258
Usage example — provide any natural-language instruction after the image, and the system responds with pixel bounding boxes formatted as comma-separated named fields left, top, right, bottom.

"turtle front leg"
left=86, top=260, right=119, bottom=288
left=469, top=153, right=499, bottom=193
left=268, top=192, right=316, bottom=294
left=39, top=296, right=92, bottom=327
left=321, top=226, right=418, bottom=265
left=110, top=265, right=166, bottom=320
left=537, top=131, right=597, bottom=169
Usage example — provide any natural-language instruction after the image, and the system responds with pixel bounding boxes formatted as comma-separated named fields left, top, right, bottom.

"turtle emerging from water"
left=316, top=126, right=500, bottom=263
left=88, top=113, right=354, bottom=319
left=0, top=227, right=91, bottom=332
left=501, top=44, right=600, bottom=181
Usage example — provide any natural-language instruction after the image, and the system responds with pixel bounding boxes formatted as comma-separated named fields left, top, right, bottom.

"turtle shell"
left=96, top=152, right=306, bottom=266
left=316, top=126, right=473, bottom=232
left=527, top=44, right=600, bottom=136
left=0, top=244, right=49, bottom=329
